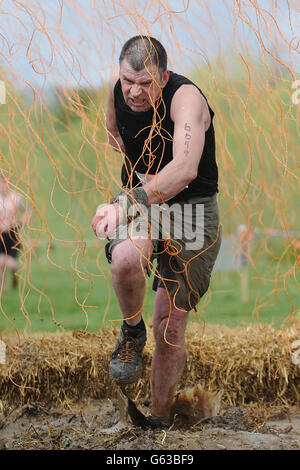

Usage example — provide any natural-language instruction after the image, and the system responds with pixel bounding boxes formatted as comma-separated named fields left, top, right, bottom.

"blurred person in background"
left=0, top=176, right=27, bottom=292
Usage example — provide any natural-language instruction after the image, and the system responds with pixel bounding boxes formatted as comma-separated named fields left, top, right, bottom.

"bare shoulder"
left=170, top=84, right=211, bottom=129
left=106, top=65, right=121, bottom=134
left=107, top=65, right=120, bottom=112
left=108, top=65, right=120, bottom=90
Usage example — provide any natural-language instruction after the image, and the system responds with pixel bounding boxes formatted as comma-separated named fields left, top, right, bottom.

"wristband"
left=111, top=187, right=148, bottom=223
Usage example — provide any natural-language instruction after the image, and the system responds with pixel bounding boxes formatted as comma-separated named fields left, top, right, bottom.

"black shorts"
left=0, top=226, right=21, bottom=258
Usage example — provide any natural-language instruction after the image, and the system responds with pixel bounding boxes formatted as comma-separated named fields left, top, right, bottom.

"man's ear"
left=161, top=70, right=170, bottom=88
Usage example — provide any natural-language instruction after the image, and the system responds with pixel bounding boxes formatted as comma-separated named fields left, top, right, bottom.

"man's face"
left=119, top=59, right=169, bottom=112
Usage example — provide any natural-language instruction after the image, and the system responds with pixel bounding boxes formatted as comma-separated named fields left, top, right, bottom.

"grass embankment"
left=0, top=241, right=298, bottom=332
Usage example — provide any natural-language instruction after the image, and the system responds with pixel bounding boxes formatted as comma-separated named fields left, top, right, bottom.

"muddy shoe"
left=109, top=324, right=146, bottom=384
left=147, top=414, right=171, bottom=429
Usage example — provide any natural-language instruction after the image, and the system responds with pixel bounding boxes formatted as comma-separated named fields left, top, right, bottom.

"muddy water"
left=0, top=399, right=299, bottom=450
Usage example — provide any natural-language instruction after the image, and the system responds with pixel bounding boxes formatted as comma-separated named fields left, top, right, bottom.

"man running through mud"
left=92, top=36, right=221, bottom=428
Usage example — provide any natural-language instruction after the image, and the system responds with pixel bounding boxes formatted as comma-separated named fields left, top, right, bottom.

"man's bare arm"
left=141, top=85, right=211, bottom=205
left=92, top=85, right=211, bottom=239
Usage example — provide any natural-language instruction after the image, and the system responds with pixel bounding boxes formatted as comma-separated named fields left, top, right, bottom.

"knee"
left=153, top=313, right=188, bottom=350
left=111, top=245, right=142, bottom=279
left=0, top=254, right=7, bottom=269
left=6, top=256, right=17, bottom=270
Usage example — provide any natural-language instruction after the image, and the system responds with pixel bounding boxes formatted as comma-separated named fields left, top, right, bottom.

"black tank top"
left=114, top=71, right=218, bottom=201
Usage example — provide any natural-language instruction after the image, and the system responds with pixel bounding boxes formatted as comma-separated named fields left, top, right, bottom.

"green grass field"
left=0, top=56, right=299, bottom=334
left=0, top=239, right=298, bottom=333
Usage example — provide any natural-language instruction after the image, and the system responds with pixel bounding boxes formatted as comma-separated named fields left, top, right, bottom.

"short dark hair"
left=119, top=36, right=167, bottom=74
